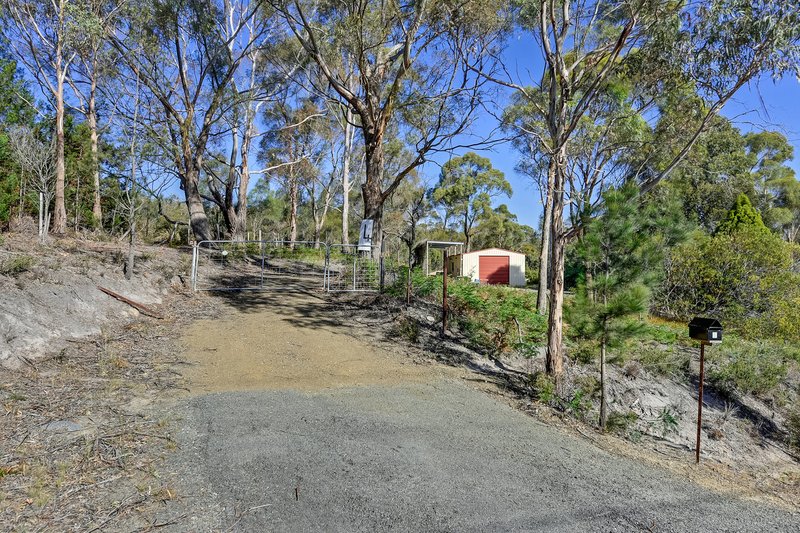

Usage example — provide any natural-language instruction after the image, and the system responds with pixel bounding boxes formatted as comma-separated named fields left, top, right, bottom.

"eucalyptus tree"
left=203, top=0, right=298, bottom=240
left=471, top=204, right=536, bottom=254
left=504, top=78, right=647, bottom=313
left=2, top=0, right=76, bottom=233
left=431, top=152, right=511, bottom=252
left=271, top=0, right=505, bottom=257
left=744, top=131, right=798, bottom=235
left=64, top=0, right=120, bottom=227
left=496, top=0, right=800, bottom=386
left=259, top=96, right=327, bottom=243
left=108, top=0, right=275, bottom=242
left=305, top=144, right=340, bottom=248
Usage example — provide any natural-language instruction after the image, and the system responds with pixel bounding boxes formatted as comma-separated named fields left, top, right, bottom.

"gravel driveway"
left=158, top=291, right=798, bottom=532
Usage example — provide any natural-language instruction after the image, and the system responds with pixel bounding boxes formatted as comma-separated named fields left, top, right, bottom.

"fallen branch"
left=97, top=286, right=163, bottom=319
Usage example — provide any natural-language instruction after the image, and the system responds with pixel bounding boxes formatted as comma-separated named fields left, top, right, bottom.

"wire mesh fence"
left=324, top=244, right=382, bottom=292
left=191, top=240, right=385, bottom=293
left=191, top=240, right=327, bottom=291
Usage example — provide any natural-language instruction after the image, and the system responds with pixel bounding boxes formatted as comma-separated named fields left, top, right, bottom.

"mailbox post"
left=688, top=317, right=722, bottom=464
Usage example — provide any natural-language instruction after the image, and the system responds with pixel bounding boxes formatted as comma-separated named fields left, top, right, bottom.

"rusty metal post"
left=696, top=342, right=706, bottom=464
left=442, top=249, right=448, bottom=336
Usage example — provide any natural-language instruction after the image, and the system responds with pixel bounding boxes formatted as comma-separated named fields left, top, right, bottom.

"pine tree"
left=715, top=193, right=769, bottom=235
left=569, top=184, right=686, bottom=429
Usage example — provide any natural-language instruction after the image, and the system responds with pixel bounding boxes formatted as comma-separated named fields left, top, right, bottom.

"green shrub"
left=707, top=340, right=788, bottom=396
left=411, top=269, right=443, bottom=298
left=656, top=227, right=800, bottom=342
left=390, top=316, right=420, bottom=343
left=568, top=339, right=598, bottom=365
left=0, top=254, right=35, bottom=276
left=566, top=389, right=592, bottom=419
left=634, top=344, right=690, bottom=377
left=387, top=271, right=546, bottom=356
left=530, top=372, right=555, bottom=404
left=655, top=407, right=680, bottom=436
left=606, top=411, right=639, bottom=435
left=574, top=375, right=600, bottom=398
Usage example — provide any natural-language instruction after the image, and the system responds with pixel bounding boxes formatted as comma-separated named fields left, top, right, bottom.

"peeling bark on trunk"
left=231, top=119, right=253, bottom=241
left=537, top=157, right=555, bottom=314
left=183, top=167, right=210, bottom=242
left=53, top=50, right=67, bottom=234
left=545, top=152, right=567, bottom=388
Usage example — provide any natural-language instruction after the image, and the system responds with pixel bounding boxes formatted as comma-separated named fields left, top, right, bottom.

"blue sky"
left=419, top=33, right=800, bottom=230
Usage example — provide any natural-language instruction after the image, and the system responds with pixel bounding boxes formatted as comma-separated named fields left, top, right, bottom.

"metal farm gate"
left=324, top=244, right=381, bottom=292
left=190, top=240, right=382, bottom=293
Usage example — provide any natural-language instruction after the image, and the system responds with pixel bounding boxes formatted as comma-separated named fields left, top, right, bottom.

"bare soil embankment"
left=0, top=233, right=189, bottom=369
left=0, top=233, right=205, bottom=531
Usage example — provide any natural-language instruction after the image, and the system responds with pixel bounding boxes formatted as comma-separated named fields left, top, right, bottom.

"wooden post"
left=696, top=342, right=706, bottom=464
left=442, top=249, right=448, bottom=336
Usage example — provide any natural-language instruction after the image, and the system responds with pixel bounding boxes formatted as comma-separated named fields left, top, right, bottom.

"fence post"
left=379, top=235, right=385, bottom=292
left=190, top=241, right=198, bottom=291
left=352, top=250, right=357, bottom=291
left=260, top=238, right=265, bottom=288
left=323, top=244, right=330, bottom=291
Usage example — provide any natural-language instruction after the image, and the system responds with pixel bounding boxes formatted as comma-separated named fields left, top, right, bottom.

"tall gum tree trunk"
left=341, top=109, right=353, bottom=245
left=312, top=201, right=321, bottom=248
left=232, top=114, right=254, bottom=241
left=546, top=155, right=567, bottom=388
left=289, top=163, right=298, bottom=243
left=53, top=52, right=67, bottom=233
left=537, top=157, right=556, bottom=314
left=183, top=167, right=211, bottom=242
left=362, top=135, right=385, bottom=259
left=89, top=58, right=102, bottom=225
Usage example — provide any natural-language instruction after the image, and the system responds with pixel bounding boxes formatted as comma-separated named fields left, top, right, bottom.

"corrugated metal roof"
left=461, top=247, right=525, bottom=256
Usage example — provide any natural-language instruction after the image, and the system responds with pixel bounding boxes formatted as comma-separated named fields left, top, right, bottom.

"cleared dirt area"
left=157, top=288, right=799, bottom=532
left=181, top=291, right=448, bottom=393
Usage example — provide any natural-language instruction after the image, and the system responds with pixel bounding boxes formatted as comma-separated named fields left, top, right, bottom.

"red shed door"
left=479, top=255, right=510, bottom=285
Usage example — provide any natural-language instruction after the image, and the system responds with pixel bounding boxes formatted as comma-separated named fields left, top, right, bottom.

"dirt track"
left=180, top=292, right=444, bottom=393
left=159, top=290, right=799, bottom=532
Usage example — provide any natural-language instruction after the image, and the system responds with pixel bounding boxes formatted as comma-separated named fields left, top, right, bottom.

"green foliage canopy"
left=431, top=152, right=511, bottom=251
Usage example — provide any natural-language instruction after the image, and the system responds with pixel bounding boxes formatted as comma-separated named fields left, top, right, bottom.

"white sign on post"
left=358, top=219, right=374, bottom=252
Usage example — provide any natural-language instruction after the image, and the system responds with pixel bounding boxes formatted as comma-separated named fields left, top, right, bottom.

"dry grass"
left=0, top=286, right=217, bottom=531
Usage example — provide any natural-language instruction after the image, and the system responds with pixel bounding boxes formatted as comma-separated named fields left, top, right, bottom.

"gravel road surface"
left=159, top=291, right=798, bottom=532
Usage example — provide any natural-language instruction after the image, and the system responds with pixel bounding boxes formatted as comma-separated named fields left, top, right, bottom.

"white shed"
left=446, top=248, right=526, bottom=287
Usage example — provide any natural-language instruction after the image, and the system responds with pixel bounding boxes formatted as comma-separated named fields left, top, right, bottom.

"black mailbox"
left=689, top=317, right=722, bottom=344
